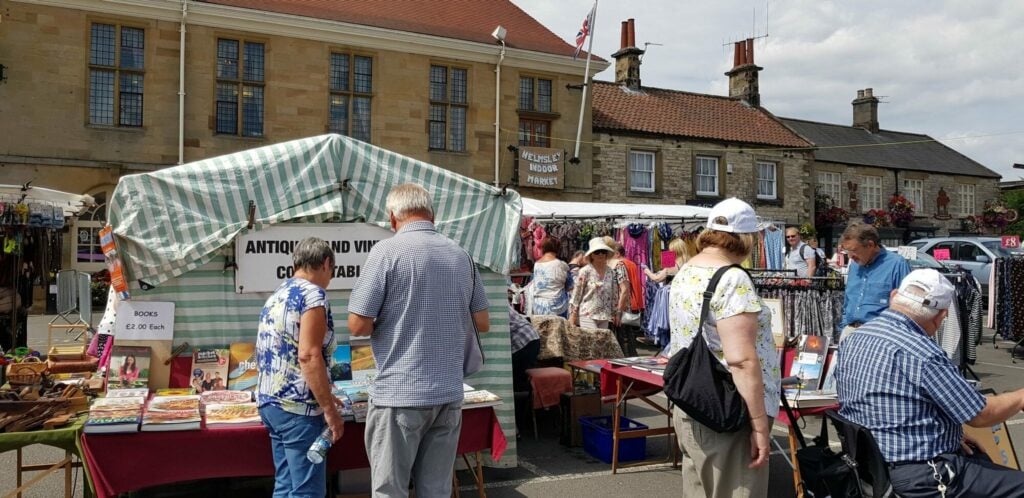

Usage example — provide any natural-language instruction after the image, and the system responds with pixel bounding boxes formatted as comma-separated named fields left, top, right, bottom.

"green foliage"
left=1002, top=190, right=1024, bottom=237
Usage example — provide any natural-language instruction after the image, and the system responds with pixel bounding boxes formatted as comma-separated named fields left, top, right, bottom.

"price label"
left=897, top=246, right=918, bottom=261
left=1002, top=235, right=1021, bottom=249
left=114, top=301, right=175, bottom=340
left=933, top=248, right=951, bottom=261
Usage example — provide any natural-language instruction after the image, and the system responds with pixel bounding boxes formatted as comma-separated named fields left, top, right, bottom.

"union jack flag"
left=573, top=2, right=597, bottom=60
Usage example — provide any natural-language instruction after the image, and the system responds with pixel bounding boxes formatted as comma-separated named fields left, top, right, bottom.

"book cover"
left=106, top=388, right=150, bottom=398
left=462, top=389, right=503, bottom=409
left=190, top=347, right=229, bottom=393
left=106, top=345, right=151, bottom=390
left=227, top=342, right=258, bottom=391
left=333, top=380, right=369, bottom=403
left=330, top=344, right=352, bottom=382
left=205, top=403, right=261, bottom=427
left=200, top=390, right=253, bottom=406
left=818, top=347, right=840, bottom=395
left=352, top=401, right=368, bottom=423
left=787, top=334, right=830, bottom=391
left=85, top=396, right=145, bottom=433
left=350, top=341, right=377, bottom=384
left=142, top=395, right=202, bottom=431
left=155, top=388, right=195, bottom=396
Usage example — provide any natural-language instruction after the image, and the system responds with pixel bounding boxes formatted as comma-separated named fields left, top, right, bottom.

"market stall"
left=101, top=133, right=522, bottom=468
left=0, top=184, right=91, bottom=351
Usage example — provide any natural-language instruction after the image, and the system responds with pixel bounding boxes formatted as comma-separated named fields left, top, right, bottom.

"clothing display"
left=993, top=256, right=1024, bottom=341
left=753, top=277, right=846, bottom=343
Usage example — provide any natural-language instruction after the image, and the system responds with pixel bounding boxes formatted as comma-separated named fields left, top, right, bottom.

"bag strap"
left=696, top=264, right=746, bottom=341
left=467, top=253, right=485, bottom=364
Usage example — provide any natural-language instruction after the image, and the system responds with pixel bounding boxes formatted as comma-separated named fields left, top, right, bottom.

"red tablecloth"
left=81, top=406, right=505, bottom=498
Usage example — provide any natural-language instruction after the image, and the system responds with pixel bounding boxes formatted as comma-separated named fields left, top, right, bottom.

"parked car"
left=885, top=247, right=951, bottom=272
left=906, top=237, right=1023, bottom=296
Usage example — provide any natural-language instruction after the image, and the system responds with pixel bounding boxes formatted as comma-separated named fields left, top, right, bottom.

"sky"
left=512, top=0, right=1024, bottom=181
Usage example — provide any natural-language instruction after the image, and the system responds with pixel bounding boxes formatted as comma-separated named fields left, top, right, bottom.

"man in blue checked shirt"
left=837, top=269, right=1024, bottom=496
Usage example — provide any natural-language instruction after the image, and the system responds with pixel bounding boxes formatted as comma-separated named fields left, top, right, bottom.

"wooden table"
left=569, top=359, right=679, bottom=474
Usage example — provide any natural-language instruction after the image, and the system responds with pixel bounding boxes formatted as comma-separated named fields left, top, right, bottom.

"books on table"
left=142, top=395, right=201, bottom=432
left=784, top=336, right=837, bottom=409
left=106, top=345, right=151, bottom=391
left=191, top=347, right=229, bottom=393
left=205, top=403, right=261, bottom=428
left=330, top=344, right=353, bottom=382
left=84, top=396, right=146, bottom=434
left=462, top=383, right=503, bottom=409
left=200, top=389, right=253, bottom=406
left=350, top=340, right=377, bottom=384
left=227, top=343, right=258, bottom=391
left=608, top=356, right=669, bottom=375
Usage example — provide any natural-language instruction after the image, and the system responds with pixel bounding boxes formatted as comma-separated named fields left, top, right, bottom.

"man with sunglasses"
left=784, top=227, right=816, bottom=277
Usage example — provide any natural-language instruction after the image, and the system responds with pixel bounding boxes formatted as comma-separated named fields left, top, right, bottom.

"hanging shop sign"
left=518, top=146, right=564, bottom=190
left=115, top=301, right=175, bottom=340
left=234, top=223, right=394, bottom=293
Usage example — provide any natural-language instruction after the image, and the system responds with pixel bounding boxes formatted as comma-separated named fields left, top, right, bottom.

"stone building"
left=781, top=89, right=1002, bottom=243
left=0, top=0, right=607, bottom=272
left=590, top=21, right=814, bottom=224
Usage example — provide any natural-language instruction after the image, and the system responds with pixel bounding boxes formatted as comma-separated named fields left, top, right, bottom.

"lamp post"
left=492, top=26, right=507, bottom=188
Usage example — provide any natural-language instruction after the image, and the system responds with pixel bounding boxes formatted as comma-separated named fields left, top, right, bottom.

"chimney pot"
left=857, top=89, right=865, bottom=98
left=620, top=21, right=628, bottom=49
left=864, top=87, right=873, bottom=97
left=733, top=41, right=742, bottom=67
left=746, top=38, right=754, bottom=65
left=627, top=18, right=636, bottom=48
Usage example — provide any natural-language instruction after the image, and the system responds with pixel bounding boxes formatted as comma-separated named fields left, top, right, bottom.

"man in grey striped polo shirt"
left=348, top=183, right=490, bottom=498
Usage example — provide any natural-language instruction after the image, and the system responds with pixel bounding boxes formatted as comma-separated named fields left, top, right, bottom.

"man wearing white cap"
left=837, top=269, right=1024, bottom=496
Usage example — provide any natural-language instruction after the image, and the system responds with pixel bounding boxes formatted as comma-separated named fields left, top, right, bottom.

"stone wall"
left=592, top=133, right=813, bottom=224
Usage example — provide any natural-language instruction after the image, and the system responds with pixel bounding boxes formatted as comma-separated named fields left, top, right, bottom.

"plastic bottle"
left=306, top=426, right=333, bottom=464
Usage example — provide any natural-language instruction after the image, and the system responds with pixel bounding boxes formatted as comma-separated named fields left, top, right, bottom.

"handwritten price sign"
left=1002, top=235, right=1021, bottom=249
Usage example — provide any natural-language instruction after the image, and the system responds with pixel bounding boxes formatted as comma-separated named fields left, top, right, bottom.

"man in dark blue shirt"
left=838, top=223, right=910, bottom=340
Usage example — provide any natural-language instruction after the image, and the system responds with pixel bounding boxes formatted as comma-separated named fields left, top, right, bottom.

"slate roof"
left=781, top=118, right=1000, bottom=179
left=590, top=81, right=810, bottom=148
left=199, top=0, right=601, bottom=60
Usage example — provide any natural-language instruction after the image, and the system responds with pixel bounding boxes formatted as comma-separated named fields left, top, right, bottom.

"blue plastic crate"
left=579, top=415, right=648, bottom=464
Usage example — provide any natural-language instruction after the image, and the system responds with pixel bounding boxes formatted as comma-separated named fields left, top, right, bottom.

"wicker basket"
left=6, top=357, right=47, bottom=386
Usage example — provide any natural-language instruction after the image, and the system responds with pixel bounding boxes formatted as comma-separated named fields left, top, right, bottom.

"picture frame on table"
left=962, top=388, right=1020, bottom=470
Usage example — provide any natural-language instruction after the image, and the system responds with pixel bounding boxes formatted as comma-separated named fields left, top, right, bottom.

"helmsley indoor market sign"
left=518, top=146, right=564, bottom=190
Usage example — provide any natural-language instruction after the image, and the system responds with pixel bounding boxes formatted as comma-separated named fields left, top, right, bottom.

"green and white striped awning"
left=109, top=134, right=523, bottom=286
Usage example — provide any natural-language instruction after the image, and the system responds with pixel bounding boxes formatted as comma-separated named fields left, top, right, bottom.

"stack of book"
left=84, top=395, right=146, bottom=434
left=609, top=356, right=669, bottom=375
left=200, top=389, right=253, bottom=409
left=332, top=380, right=370, bottom=423
left=783, top=335, right=838, bottom=409
left=141, top=395, right=202, bottom=431
left=205, top=403, right=261, bottom=428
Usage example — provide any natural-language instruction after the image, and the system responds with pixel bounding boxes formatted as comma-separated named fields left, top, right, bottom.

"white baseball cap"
left=584, top=237, right=614, bottom=257
left=706, top=197, right=759, bottom=233
left=897, top=269, right=955, bottom=309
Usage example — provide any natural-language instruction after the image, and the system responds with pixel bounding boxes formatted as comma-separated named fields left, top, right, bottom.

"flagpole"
left=573, top=0, right=597, bottom=161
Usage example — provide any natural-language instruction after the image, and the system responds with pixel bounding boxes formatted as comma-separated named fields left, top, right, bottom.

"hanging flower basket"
left=888, top=195, right=915, bottom=228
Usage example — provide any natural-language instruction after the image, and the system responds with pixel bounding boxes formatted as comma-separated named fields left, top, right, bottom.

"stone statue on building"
left=935, top=187, right=951, bottom=219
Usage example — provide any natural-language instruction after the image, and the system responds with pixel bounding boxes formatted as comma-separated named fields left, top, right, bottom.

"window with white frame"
left=957, top=184, right=976, bottom=216
left=695, top=156, right=719, bottom=196
left=903, top=179, right=924, bottom=213
left=817, top=171, right=842, bottom=206
left=861, top=175, right=883, bottom=211
left=756, top=161, right=777, bottom=200
left=629, top=151, right=655, bottom=192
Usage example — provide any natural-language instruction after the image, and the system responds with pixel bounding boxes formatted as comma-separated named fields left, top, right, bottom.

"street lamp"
left=492, top=26, right=507, bottom=188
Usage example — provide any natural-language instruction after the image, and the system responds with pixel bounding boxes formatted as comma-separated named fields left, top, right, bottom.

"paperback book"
left=155, top=388, right=194, bottom=396
left=200, top=390, right=253, bottom=407
left=787, top=335, right=831, bottom=392
left=142, top=395, right=202, bottom=431
left=350, top=341, right=377, bottom=384
left=227, top=342, right=258, bottom=391
left=462, top=389, right=502, bottom=409
left=190, top=347, right=229, bottom=393
left=106, top=388, right=150, bottom=399
left=330, top=344, right=353, bottom=382
left=106, top=345, right=151, bottom=390
left=205, top=402, right=261, bottom=428
left=84, top=396, right=145, bottom=434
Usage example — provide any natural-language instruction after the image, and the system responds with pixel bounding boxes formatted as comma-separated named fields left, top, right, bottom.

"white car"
left=907, top=237, right=1022, bottom=297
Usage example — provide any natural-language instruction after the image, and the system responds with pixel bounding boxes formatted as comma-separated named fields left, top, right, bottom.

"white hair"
left=385, top=183, right=434, bottom=220
left=890, top=285, right=942, bottom=322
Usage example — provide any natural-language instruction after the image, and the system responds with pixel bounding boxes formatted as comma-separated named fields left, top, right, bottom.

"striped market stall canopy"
left=109, top=133, right=522, bottom=287
left=106, top=134, right=524, bottom=467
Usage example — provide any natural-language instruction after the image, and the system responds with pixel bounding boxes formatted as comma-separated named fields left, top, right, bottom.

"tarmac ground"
left=4, top=314, right=1024, bottom=497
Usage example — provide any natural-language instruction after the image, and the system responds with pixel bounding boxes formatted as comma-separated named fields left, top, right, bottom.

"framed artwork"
left=962, top=389, right=1020, bottom=470
left=763, top=298, right=786, bottom=347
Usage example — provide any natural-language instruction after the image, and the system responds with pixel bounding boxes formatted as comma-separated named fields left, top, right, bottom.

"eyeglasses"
left=786, top=235, right=799, bottom=239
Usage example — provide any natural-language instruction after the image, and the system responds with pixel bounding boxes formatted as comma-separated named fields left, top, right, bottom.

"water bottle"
left=306, top=426, right=333, bottom=464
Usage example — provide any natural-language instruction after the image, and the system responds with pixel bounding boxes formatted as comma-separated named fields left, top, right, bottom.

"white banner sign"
left=896, top=246, right=918, bottom=261
left=114, top=301, right=175, bottom=340
left=235, top=223, right=394, bottom=293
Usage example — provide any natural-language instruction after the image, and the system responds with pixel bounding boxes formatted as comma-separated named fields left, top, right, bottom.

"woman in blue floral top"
left=530, top=237, right=571, bottom=317
left=256, top=237, right=344, bottom=497
left=667, top=198, right=780, bottom=498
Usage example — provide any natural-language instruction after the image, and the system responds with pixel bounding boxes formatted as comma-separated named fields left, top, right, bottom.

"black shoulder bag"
left=662, top=264, right=749, bottom=433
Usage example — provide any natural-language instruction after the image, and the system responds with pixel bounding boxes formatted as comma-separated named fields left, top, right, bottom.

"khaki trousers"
left=672, top=407, right=770, bottom=498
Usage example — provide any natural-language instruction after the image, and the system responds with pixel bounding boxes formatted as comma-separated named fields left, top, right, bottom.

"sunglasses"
left=786, top=235, right=799, bottom=239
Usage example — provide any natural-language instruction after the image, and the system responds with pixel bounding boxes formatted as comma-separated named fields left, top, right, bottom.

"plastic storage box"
left=579, top=415, right=648, bottom=463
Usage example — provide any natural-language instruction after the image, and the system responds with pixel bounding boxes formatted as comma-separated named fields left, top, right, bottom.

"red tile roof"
left=199, top=0, right=600, bottom=59
left=591, top=81, right=810, bottom=148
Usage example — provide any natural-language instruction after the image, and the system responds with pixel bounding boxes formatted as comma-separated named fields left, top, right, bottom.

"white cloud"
left=513, top=0, right=1024, bottom=179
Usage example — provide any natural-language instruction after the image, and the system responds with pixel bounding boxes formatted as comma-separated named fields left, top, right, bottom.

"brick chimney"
left=852, top=88, right=880, bottom=133
left=612, top=19, right=644, bottom=91
left=725, top=38, right=762, bottom=106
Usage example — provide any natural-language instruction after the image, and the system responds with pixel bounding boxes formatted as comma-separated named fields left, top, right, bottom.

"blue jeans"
left=259, top=404, right=327, bottom=498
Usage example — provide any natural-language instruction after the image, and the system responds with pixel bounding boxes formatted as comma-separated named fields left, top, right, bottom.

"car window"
left=909, top=241, right=927, bottom=249
left=982, top=241, right=1018, bottom=258
left=958, top=243, right=983, bottom=261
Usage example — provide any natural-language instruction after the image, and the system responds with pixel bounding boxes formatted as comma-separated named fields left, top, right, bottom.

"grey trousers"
left=365, top=401, right=463, bottom=498
left=672, top=406, right=770, bottom=498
